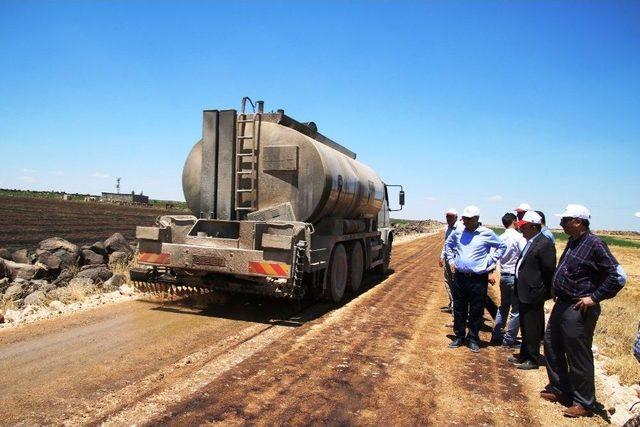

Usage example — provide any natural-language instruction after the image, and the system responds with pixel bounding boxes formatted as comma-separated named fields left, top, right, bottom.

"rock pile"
left=392, top=219, right=443, bottom=237
left=0, top=233, right=135, bottom=323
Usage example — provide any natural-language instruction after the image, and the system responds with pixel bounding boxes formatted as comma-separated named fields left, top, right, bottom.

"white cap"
left=445, top=208, right=458, bottom=216
left=515, top=202, right=531, bottom=212
left=462, top=205, right=480, bottom=218
left=555, top=204, right=591, bottom=220
left=517, top=210, right=542, bottom=226
left=635, top=212, right=640, bottom=218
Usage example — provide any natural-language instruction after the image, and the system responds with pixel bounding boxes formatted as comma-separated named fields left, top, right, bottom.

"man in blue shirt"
left=445, top=205, right=507, bottom=352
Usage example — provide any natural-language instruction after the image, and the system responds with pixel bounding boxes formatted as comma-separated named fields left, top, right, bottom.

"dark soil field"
left=0, top=196, right=188, bottom=251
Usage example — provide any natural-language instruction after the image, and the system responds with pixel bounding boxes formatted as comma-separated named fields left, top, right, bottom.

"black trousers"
left=452, top=272, right=488, bottom=342
left=519, top=301, right=545, bottom=364
left=485, top=295, right=498, bottom=320
left=544, top=300, right=601, bottom=409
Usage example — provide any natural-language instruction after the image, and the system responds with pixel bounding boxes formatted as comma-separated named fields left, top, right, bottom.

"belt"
left=500, top=272, right=515, bottom=277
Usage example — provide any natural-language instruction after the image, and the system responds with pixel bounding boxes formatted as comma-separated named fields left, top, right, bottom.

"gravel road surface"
left=0, top=234, right=608, bottom=425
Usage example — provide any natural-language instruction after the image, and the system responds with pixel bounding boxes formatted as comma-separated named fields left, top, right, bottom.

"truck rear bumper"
left=138, top=243, right=292, bottom=279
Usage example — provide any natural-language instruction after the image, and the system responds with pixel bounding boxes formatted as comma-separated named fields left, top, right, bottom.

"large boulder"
left=104, top=233, right=132, bottom=254
left=37, top=238, right=80, bottom=270
left=2, top=260, right=46, bottom=281
left=0, top=248, right=12, bottom=260
left=36, top=252, right=62, bottom=271
left=81, top=249, right=106, bottom=266
left=37, top=237, right=79, bottom=254
left=109, top=251, right=131, bottom=265
left=52, top=249, right=79, bottom=270
left=11, top=249, right=30, bottom=264
left=75, top=265, right=112, bottom=282
left=90, top=241, right=108, bottom=256
left=23, top=290, right=46, bottom=307
left=0, top=261, right=8, bottom=280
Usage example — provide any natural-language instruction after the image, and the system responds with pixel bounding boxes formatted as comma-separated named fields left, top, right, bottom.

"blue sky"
left=1, top=1, right=639, bottom=230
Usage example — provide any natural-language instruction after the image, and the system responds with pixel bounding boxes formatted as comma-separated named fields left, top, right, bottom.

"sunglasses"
left=560, top=217, right=574, bottom=224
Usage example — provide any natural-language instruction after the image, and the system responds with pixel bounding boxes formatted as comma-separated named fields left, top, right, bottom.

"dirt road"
left=0, top=234, right=607, bottom=425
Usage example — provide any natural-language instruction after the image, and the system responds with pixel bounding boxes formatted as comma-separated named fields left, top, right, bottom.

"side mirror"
left=386, top=184, right=404, bottom=211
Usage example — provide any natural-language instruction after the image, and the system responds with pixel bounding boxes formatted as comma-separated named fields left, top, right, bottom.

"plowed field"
left=0, top=196, right=186, bottom=250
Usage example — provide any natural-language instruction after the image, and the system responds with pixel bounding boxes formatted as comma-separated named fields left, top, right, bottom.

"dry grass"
left=556, top=241, right=640, bottom=386
left=110, top=261, right=134, bottom=285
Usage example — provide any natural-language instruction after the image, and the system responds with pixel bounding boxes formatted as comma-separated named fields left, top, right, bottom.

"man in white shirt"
left=491, top=213, right=526, bottom=347
left=439, top=208, right=461, bottom=313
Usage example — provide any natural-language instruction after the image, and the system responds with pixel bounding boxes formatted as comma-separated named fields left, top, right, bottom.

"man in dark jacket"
left=508, top=211, right=556, bottom=370
left=541, top=204, right=624, bottom=418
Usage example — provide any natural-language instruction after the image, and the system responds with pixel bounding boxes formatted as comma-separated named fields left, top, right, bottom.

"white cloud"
left=92, top=172, right=110, bottom=179
left=20, top=175, right=36, bottom=183
left=485, top=195, right=503, bottom=203
left=21, top=168, right=36, bottom=173
left=50, top=171, right=65, bottom=177
left=426, top=196, right=437, bottom=203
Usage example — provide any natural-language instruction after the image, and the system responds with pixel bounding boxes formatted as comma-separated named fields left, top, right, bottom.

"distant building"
left=101, top=191, right=149, bottom=204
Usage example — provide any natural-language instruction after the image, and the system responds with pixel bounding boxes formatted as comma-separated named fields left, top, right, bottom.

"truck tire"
left=374, top=236, right=392, bottom=275
left=347, top=241, right=364, bottom=292
left=324, top=243, right=347, bottom=303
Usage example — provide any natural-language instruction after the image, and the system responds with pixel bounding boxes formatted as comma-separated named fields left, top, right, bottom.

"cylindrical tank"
left=183, top=121, right=385, bottom=223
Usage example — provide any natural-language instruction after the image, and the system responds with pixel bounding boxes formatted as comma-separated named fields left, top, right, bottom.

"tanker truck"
left=130, top=98, right=404, bottom=303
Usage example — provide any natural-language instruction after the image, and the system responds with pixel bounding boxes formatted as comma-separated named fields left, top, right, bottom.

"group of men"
left=439, top=203, right=625, bottom=418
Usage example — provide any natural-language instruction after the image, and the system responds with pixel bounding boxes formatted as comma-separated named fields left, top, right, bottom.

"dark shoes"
left=508, top=355, right=524, bottom=365
left=516, top=360, right=539, bottom=370
left=501, top=341, right=520, bottom=349
left=449, top=337, right=480, bottom=352
left=540, top=389, right=575, bottom=407
left=563, top=404, right=593, bottom=418
left=448, top=337, right=465, bottom=348
left=540, top=390, right=562, bottom=403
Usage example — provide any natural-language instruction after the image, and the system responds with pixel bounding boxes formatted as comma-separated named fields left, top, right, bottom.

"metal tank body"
left=182, top=120, right=385, bottom=223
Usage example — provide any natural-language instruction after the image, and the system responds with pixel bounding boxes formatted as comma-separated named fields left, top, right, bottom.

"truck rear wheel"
left=324, top=243, right=347, bottom=303
left=347, top=241, right=364, bottom=292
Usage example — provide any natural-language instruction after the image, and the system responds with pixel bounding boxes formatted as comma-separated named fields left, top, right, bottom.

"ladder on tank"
left=234, top=98, right=262, bottom=216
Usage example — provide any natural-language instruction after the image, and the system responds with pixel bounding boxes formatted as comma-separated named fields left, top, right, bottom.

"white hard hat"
left=555, top=204, right=591, bottom=220
left=517, top=210, right=542, bottom=227
left=445, top=208, right=458, bottom=216
left=462, top=205, right=480, bottom=218
left=515, top=202, right=531, bottom=213
left=635, top=212, right=640, bottom=218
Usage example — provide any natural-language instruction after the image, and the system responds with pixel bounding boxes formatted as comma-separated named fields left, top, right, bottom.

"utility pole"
left=116, top=177, right=121, bottom=194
